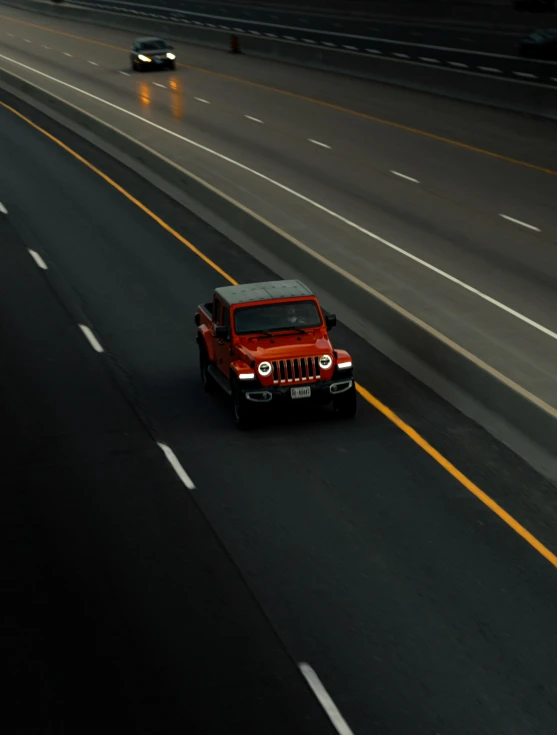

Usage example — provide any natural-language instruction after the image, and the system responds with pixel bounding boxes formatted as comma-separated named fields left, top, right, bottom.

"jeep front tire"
left=231, top=377, right=254, bottom=430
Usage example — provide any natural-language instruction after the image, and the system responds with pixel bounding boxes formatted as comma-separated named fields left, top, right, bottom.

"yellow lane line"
left=1, top=13, right=556, bottom=177
left=0, top=101, right=237, bottom=285
left=2, top=99, right=556, bottom=571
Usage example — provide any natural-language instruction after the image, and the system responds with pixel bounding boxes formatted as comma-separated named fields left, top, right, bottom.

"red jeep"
left=195, top=280, right=356, bottom=427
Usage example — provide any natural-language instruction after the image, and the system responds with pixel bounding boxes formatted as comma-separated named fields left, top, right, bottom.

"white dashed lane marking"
left=194, top=97, right=211, bottom=103
left=78, top=324, right=104, bottom=353
left=0, top=202, right=8, bottom=214
left=391, top=170, right=420, bottom=183
left=28, top=249, right=48, bottom=270
left=309, top=139, right=331, bottom=149
left=299, top=662, right=355, bottom=735
left=157, top=443, right=196, bottom=489
left=500, top=214, right=541, bottom=232
left=245, top=115, right=263, bottom=123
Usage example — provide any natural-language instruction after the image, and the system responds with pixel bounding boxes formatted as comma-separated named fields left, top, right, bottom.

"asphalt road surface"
left=1, top=130, right=342, bottom=735
left=3, top=86, right=557, bottom=735
left=1, top=5, right=555, bottom=419
left=66, top=0, right=557, bottom=59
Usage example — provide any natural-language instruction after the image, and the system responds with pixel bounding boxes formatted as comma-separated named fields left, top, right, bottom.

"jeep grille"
left=272, top=357, right=321, bottom=384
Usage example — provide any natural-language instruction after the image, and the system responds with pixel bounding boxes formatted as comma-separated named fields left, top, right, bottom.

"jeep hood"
left=237, top=333, right=332, bottom=361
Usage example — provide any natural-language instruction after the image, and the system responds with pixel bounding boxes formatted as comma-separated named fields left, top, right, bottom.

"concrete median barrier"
left=1, top=0, right=556, bottom=119
left=0, top=64, right=555, bottom=478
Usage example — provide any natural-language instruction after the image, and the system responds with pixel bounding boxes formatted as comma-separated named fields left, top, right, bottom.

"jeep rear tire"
left=232, top=378, right=254, bottom=430
left=199, top=343, right=215, bottom=393
left=333, top=383, right=357, bottom=419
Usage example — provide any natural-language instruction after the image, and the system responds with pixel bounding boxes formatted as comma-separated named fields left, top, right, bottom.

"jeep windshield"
left=234, top=300, right=322, bottom=335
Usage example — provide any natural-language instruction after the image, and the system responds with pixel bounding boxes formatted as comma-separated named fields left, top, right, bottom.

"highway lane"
left=1, top=6, right=556, bottom=420
left=65, top=0, right=557, bottom=72
left=0, top=144, right=342, bottom=734
left=3, top=85, right=557, bottom=735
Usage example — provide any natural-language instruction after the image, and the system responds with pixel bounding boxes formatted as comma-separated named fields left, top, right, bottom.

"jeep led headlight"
left=258, top=361, right=272, bottom=376
left=319, top=354, right=333, bottom=369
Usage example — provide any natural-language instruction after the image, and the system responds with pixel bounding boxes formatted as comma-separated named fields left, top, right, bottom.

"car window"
left=141, top=39, right=168, bottom=50
left=234, top=300, right=322, bottom=335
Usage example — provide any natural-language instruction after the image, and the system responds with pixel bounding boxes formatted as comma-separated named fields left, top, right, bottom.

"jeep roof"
left=214, top=280, right=314, bottom=307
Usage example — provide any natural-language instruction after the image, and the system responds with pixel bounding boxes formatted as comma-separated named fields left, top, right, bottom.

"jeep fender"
left=230, top=360, right=255, bottom=382
left=334, top=348, right=352, bottom=366
left=197, top=325, right=215, bottom=362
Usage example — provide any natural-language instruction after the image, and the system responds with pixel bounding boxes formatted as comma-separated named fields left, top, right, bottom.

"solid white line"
left=391, top=170, right=419, bottom=183
left=299, top=663, right=354, bottom=735
left=194, top=97, right=211, bottom=103
left=153, top=82, right=166, bottom=88
left=3, top=54, right=555, bottom=342
left=0, top=202, right=7, bottom=214
left=157, top=442, right=196, bottom=489
left=309, top=139, right=331, bottom=149
left=478, top=66, right=501, bottom=73
left=500, top=214, right=541, bottom=232
left=88, top=60, right=99, bottom=66
left=245, top=115, right=263, bottom=123
left=78, top=324, right=104, bottom=353
left=28, top=249, right=48, bottom=269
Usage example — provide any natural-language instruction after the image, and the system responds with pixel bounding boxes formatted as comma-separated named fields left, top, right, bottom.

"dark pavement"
left=2, top=88, right=557, bottom=735
left=1, top=140, right=340, bottom=733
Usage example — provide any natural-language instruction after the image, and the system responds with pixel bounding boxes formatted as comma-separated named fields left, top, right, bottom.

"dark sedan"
left=130, top=37, right=176, bottom=72
left=518, top=29, right=557, bottom=58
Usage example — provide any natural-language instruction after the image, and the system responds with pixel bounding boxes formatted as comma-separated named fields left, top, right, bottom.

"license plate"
left=291, top=386, right=311, bottom=400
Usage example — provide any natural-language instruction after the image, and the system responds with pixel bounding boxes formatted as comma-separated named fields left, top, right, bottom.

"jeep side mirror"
left=325, top=314, right=337, bottom=330
left=214, top=325, right=229, bottom=340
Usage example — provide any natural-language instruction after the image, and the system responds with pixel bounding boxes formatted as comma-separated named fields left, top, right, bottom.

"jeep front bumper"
left=238, top=377, right=354, bottom=405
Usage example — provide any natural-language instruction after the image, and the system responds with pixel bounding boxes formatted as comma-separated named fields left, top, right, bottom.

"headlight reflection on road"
left=138, top=81, right=151, bottom=108
left=169, top=77, right=184, bottom=120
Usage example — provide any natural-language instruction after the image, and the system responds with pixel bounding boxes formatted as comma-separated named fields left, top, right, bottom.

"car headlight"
left=138, top=54, right=151, bottom=62
left=166, top=53, right=176, bottom=60
left=257, top=361, right=272, bottom=377
left=319, top=354, right=333, bottom=369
